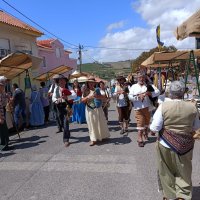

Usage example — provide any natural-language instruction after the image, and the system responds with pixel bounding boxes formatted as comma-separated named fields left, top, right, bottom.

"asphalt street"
left=0, top=102, right=200, bottom=200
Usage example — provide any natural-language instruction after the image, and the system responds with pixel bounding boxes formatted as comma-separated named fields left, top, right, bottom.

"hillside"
left=81, top=60, right=131, bottom=80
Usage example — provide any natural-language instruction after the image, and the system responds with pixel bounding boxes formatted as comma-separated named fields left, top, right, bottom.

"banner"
left=156, top=25, right=164, bottom=50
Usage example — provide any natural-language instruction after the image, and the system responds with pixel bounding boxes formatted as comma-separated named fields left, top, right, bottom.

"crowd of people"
left=1, top=71, right=200, bottom=200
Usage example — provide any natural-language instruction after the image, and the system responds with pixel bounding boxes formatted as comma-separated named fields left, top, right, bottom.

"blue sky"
left=1, top=0, right=199, bottom=62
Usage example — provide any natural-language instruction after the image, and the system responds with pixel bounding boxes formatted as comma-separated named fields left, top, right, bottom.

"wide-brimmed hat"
left=116, top=75, right=126, bottom=82
left=52, top=74, right=63, bottom=79
left=87, top=76, right=97, bottom=83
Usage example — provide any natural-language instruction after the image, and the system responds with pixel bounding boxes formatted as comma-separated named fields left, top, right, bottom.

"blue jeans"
left=14, top=105, right=26, bottom=129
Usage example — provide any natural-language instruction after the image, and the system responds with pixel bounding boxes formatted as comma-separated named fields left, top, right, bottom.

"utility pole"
left=78, top=44, right=83, bottom=72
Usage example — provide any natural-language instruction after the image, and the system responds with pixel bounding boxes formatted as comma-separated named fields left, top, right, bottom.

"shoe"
left=56, top=130, right=62, bottom=133
left=150, top=131, right=156, bottom=136
left=124, top=128, right=128, bottom=133
left=64, top=142, right=70, bottom=147
left=120, top=129, right=124, bottom=135
left=137, top=141, right=144, bottom=147
left=89, top=141, right=96, bottom=146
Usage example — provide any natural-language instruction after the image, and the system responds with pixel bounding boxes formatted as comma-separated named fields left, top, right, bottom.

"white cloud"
left=106, top=20, right=126, bottom=32
left=90, top=0, right=200, bottom=62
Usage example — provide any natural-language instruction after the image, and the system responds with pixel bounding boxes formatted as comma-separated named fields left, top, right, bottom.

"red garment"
left=74, top=88, right=82, bottom=97
left=62, top=88, right=72, bottom=96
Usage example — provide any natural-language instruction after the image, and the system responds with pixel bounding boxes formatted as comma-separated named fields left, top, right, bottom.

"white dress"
left=85, top=90, right=110, bottom=141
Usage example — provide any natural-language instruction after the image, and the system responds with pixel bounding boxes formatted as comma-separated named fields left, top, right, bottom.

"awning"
left=0, top=52, right=42, bottom=79
left=34, top=65, right=72, bottom=81
left=141, top=50, right=200, bottom=67
left=175, top=9, right=200, bottom=40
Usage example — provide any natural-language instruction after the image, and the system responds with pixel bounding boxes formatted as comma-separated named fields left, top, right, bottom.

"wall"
left=38, top=39, right=77, bottom=75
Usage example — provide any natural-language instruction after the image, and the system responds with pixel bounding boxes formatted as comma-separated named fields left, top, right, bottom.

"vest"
left=162, top=101, right=197, bottom=134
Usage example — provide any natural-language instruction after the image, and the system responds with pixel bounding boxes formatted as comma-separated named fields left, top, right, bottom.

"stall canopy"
left=175, top=9, right=200, bottom=40
left=141, top=50, right=200, bottom=67
left=70, top=70, right=88, bottom=78
left=34, top=65, right=72, bottom=81
left=0, top=52, right=42, bottom=79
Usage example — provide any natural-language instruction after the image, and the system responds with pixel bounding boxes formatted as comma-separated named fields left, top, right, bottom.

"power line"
left=1, top=0, right=78, bottom=49
left=84, top=45, right=195, bottom=51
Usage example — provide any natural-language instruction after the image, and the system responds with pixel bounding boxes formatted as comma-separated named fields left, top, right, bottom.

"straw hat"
left=87, top=76, right=97, bottom=82
left=116, top=75, right=126, bottom=82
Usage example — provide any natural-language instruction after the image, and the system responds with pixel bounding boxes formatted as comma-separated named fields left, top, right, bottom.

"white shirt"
left=129, top=83, right=160, bottom=110
left=150, top=99, right=200, bottom=148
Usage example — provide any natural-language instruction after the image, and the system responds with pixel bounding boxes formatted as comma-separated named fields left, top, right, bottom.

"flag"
left=156, top=25, right=164, bottom=49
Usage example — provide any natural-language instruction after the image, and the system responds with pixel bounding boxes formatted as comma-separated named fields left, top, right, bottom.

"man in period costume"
left=114, top=76, right=130, bottom=134
left=129, top=72, right=160, bottom=147
left=150, top=81, right=200, bottom=200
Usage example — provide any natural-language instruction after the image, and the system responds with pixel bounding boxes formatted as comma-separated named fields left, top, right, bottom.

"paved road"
left=0, top=102, right=200, bottom=200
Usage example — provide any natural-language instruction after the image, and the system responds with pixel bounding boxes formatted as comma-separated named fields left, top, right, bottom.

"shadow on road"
left=0, top=152, right=15, bottom=158
left=70, top=136, right=90, bottom=144
left=98, top=135, right=132, bottom=146
left=9, top=135, right=48, bottom=150
left=192, top=186, right=200, bottom=200
left=70, top=128, right=88, bottom=133
left=145, top=136, right=157, bottom=145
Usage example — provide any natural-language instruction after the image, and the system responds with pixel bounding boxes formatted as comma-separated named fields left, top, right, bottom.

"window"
left=56, top=48, right=61, bottom=58
left=42, top=56, right=47, bottom=67
left=0, top=38, right=11, bottom=58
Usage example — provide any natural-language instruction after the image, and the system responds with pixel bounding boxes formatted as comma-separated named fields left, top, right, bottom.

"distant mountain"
left=81, top=60, right=131, bottom=80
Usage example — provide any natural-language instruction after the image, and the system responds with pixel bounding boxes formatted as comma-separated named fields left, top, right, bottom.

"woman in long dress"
left=30, top=85, right=44, bottom=127
left=82, top=77, right=110, bottom=146
left=72, top=80, right=86, bottom=123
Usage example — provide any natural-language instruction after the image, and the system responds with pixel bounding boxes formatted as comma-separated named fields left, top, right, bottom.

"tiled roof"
left=0, top=10, right=43, bottom=35
left=37, top=39, right=55, bottom=48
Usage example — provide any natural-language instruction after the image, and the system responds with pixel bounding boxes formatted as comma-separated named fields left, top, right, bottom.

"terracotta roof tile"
left=37, top=39, right=55, bottom=48
left=0, top=10, right=43, bottom=35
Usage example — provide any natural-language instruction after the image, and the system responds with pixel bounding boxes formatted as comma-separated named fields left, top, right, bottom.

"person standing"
left=49, top=74, right=62, bottom=133
left=150, top=81, right=200, bottom=200
left=72, top=80, right=86, bottom=124
left=40, top=82, right=50, bottom=123
left=11, top=83, right=27, bottom=131
left=129, top=72, right=160, bottom=147
left=82, top=77, right=110, bottom=146
left=52, top=77, right=72, bottom=147
left=29, top=85, right=44, bottom=127
left=114, top=76, right=130, bottom=135
left=0, top=82, right=10, bottom=151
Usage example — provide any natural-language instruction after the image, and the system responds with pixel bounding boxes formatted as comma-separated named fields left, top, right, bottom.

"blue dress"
left=30, top=91, right=44, bottom=126
left=72, top=96, right=86, bottom=124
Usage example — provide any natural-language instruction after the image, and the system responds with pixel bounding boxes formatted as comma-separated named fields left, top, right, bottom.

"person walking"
left=40, top=82, right=50, bottom=123
left=129, top=72, right=160, bottom=147
left=52, top=77, right=72, bottom=147
left=150, top=81, right=200, bottom=200
left=82, top=77, right=110, bottom=146
left=114, top=76, right=130, bottom=135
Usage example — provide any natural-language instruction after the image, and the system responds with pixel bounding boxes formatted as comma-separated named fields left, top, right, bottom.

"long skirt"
left=86, top=106, right=110, bottom=141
